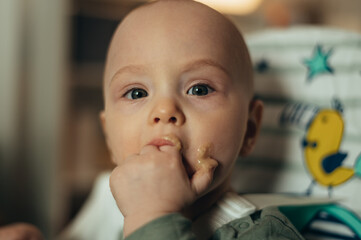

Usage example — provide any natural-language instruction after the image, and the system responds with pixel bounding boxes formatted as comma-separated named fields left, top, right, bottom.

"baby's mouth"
left=149, top=134, right=193, bottom=177
left=157, top=134, right=217, bottom=178
left=161, top=134, right=182, bottom=151
left=157, top=134, right=192, bottom=177
left=147, top=134, right=182, bottom=150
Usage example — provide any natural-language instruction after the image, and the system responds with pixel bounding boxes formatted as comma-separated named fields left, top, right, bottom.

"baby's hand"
left=0, top=223, right=44, bottom=240
left=109, top=144, right=217, bottom=237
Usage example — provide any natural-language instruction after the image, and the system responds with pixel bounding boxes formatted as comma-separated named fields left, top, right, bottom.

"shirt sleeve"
left=125, top=213, right=196, bottom=240
left=125, top=207, right=304, bottom=240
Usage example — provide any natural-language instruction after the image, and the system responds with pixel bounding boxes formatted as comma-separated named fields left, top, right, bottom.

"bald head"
left=104, top=0, right=253, bottom=100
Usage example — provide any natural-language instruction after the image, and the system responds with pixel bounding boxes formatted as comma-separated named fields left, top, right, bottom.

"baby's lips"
left=161, top=134, right=182, bottom=151
left=147, top=134, right=182, bottom=151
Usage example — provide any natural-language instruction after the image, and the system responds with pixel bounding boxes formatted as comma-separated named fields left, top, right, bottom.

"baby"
left=95, top=0, right=303, bottom=239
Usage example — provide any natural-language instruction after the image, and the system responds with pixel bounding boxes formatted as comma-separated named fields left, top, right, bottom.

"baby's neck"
left=182, top=177, right=232, bottom=220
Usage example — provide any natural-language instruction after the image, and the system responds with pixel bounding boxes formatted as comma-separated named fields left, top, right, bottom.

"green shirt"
left=125, top=207, right=304, bottom=240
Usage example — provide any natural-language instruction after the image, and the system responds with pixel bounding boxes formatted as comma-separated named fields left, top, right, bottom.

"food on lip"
left=161, top=134, right=182, bottom=151
left=195, top=143, right=218, bottom=171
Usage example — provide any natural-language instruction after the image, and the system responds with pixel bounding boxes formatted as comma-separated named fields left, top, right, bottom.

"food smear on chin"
left=195, top=143, right=218, bottom=171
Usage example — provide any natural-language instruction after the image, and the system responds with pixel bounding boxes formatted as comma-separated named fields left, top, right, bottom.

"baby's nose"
left=148, top=99, right=185, bottom=126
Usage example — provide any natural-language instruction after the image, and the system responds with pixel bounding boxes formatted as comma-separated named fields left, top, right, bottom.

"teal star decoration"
left=303, top=45, right=334, bottom=82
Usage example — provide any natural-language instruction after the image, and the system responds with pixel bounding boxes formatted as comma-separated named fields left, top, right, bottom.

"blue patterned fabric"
left=231, top=26, right=361, bottom=239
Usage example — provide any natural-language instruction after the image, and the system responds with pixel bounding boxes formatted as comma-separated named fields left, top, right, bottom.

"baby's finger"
left=191, top=158, right=218, bottom=196
left=158, top=144, right=181, bottom=154
left=140, top=144, right=159, bottom=155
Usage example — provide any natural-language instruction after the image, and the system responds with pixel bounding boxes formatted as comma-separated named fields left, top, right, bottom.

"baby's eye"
left=124, top=88, right=148, bottom=99
left=187, top=84, right=214, bottom=96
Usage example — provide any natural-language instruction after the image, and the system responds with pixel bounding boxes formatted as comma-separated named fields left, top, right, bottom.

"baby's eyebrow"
left=109, top=59, right=230, bottom=87
left=109, top=64, right=146, bottom=87
left=182, top=59, right=231, bottom=77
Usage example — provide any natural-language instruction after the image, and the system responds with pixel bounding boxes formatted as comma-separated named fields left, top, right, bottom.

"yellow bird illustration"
left=302, top=103, right=361, bottom=196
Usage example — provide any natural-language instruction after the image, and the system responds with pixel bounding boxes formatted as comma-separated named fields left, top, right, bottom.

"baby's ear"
left=240, top=99, right=263, bottom=156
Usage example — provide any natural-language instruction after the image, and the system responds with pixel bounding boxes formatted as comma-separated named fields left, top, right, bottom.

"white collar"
left=192, top=192, right=256, bottom=240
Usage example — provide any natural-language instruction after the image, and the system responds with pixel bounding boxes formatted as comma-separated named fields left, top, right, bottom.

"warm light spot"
left=195, top=0, right=263, bottom=15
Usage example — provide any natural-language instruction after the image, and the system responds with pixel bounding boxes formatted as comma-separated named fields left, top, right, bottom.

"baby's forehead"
left=104, top=0, right=253, bottom=94
left=110, top=0, right=245, bottom=55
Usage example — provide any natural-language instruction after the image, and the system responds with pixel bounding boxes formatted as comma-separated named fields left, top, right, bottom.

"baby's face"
left=101, top=1, right=255, bottom=193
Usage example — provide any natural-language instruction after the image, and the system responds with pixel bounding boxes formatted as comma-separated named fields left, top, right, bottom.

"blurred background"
left=0, top=0, right=360, bottom=238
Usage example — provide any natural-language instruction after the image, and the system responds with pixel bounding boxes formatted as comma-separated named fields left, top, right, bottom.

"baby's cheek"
left=208, top=135, right=242, bottom=181
left=108, top=122, right=142, bottom=163
left=107, top=136, right=131, bottom=165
